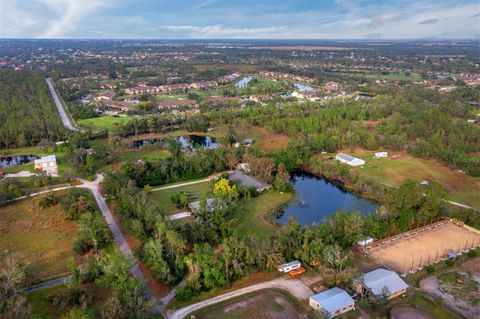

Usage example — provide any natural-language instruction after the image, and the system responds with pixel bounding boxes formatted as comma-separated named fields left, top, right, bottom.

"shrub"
left=175, top=286, right=199, bottom=302
left=466, top=249, right=479, bottom=258
left=425, top=264, right=436, bottom=273
left=38, top=193, right=57, bottom=208
left=445, top=259, right=456, bottom=267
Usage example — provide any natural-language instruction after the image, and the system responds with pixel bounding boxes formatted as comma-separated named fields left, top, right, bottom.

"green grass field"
left=330, top=149, right=480, bottom=209
left=233, top=191, right=294, bottom=238
left=120, top=148, right=171, bottom=162
left=148, top=180, right=212, bottom=215
left=78, top=116, right=131, bottom=130
left=237, top=77, right=286, bottom=95
left=155, top=94, right=189, bottom=102
left=0, top=193, right=78, bottom=279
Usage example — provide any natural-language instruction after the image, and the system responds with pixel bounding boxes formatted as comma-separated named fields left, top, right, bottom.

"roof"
left=243, top=138, right=254, bottom=143
left=310, top=287, right=354, bottom=314
left=279, top=260, right=301, bottom=269
left=34, top=155, right=56, bottom=164
left=229, top=170, right=269, bottom=191
left=336, top=153, right=358, bottom=162
left=188, top=198, right=216, bottom=212
left=362, top=269, right=409, bottom=296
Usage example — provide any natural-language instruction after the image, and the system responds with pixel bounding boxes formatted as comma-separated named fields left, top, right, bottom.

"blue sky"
left=1, top=0, right=479, bottom=39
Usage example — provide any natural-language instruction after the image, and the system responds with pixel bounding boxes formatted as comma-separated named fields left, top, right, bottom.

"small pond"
left=0, top=155, right=39, bottom=169
left=275, top=171, right=379, bottom=226
left=235, top=76, right=253, bottom=89
left=132, top=135, right=218, bottom=152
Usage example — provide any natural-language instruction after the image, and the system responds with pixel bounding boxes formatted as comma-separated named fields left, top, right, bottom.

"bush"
left=466, top=249, right=479, bottom=258
left=38, top=193, right=57, bottom=208
left=425, top=264, right=436, bottom=273
left=175, top=286, right=199, bottom=302
left=445, top=259, right=456, bottom=267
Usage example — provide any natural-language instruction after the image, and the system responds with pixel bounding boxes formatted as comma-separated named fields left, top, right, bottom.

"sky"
left=0, top=0, right=479, bottom=39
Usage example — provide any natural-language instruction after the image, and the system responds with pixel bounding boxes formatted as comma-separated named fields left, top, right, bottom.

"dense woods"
left=0, top=70, right=65, bottom=148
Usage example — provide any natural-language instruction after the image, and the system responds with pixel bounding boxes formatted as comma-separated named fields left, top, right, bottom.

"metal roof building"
left=309, top=287, right=355, bottom=318
left=362, top=268, right=409, bottom=299
left=229, top=170, right=270, bottom=192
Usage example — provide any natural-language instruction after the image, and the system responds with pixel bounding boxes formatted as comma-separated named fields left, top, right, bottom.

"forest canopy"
left=0, top=70, right=65, bottom=148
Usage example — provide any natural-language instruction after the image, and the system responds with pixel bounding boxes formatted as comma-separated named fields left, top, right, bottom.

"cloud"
left=368, top=12, right=406, bottom=28
left=364, top=32, right=381, bottom=38
left=471, top=13, right=480, bottom=18
left=418, top=18, right=440, bottom=24
left=163, top=25, right=286, bottom=38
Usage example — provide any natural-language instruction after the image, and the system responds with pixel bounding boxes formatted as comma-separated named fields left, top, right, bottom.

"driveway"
left=167, top=278, right=313, bottom=319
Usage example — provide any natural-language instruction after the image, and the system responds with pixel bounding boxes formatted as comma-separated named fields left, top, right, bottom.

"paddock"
left=364, top=219, right=480, bottom=274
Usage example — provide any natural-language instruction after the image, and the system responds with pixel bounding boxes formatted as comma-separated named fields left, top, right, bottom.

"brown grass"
left=237, top=126, right=290, bottom=152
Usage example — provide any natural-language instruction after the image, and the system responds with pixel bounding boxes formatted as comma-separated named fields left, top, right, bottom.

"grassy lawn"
left=78, top=116, right=131, bottom=130
left=120, top=148, right=171, bottom=162
left=234, top=191, right=294, bottom=238
left=237, top=77, right=286, bottom=95
left=395, top=291, right=464, bottom=319
left=190, top=288, right=306, bottom=319
left=148, top=180, right=212, bottom=215
left=0, top=193, right=78, bottom=280
left=155, top=94, right=189, bottom=102
left=328, top=149, right=480, bottom=209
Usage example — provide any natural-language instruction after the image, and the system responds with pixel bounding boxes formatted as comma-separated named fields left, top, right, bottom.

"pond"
left=293, top=82, right=314, bottom=91
left=235, top=76, right=253, bottom=89
left=275, top=171, right=379, bottom=226
left=132, top=135, right=218, bottom=152
left=0, top=155, right=39, bottom=169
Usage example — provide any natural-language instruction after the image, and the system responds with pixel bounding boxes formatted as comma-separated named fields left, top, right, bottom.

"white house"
left=278, top=260, right=301, bottom=273
left=335, top=153, right=365, bottom=166
left=362, top=268, right=409, bottom=300
left=375, top=152, right=388, bottom=158
left=309, top=287, right=355, bottom=318
left=34, top=155, right=58, bottom=175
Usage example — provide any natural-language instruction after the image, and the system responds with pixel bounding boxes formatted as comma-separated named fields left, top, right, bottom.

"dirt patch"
left=365, top=220, right=480, bottom=274
left=390, top=306, right=434, bottom=319
left=237, top=126, right=290, bottom=152
left=138, top=262, right=171, bottom=299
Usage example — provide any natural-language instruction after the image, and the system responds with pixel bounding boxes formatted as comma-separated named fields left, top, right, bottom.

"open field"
left=78, top=116, right=131, bottom=130
left=148, top=179, right=212, bottom=215
left=155, top=94, right=189, bottom=102
left=237, top=77, right=286, bottom=94
left=0, top=193, right=78, bottom=279
left=191, top=289, right=302, bottom=319
left=234, top=191, right=294, bottom=238
left=365, top=219, right=480, bottom=274
left=235, top=126, right=290, bottom=153
left=336, top=149, right=480, bottom=208
left=120, top=148, right=171, bottom=162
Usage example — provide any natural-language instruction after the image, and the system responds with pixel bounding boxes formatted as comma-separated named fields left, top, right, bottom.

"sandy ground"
left=420, top=258, right=480, bottom=319
left=390, top=306, right=434, bottom=319
left=221, top=293, right=299, bottom=319
left=367, top=222, right=480, bottom=273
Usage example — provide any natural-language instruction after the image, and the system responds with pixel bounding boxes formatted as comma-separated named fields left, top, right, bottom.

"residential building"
left=309, top=287, right=355, bottom=318
left=157, top=99, right=198, bottom=109
left=95, top=91, right=115, bottom=101
left=362, top=268, right=409, bottom=300
left=34, top=155, right=57, bottom=175
left=229, top=170, right=270, bottom=192
left=335, top=153, right=366, bottom=166
left=278, top=260, right=301, bottom=273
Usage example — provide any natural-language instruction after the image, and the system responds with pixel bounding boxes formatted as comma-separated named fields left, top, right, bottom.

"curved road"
left=46, top=77, right=81, bottom=131
left=167, top=278, right=313, bottom=319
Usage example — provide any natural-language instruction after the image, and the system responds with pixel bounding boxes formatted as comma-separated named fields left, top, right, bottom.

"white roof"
left=34, top=155, right=56, bottom=164
left=310, top=287, right=354, bottom=314
left=279, top=260, right=301, bottom=269
left=362, top=268, right=409, bottom=296
left=336, top=153, right=358, bottom=162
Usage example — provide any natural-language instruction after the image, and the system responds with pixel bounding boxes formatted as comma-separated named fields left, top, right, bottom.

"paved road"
left=151, top=177, right=213, bottom=192
left=23, top=276, right=72, bottom=294
left=46, top=77, right=80, bottom=131
left=167, top=278, right=313, bottom=319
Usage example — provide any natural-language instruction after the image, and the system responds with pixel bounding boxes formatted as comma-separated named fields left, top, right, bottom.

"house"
left=249, top=94, right=272, bottom=103
left=325, top=82, right=340, bottom=91
left=229, top=170, right=270, bottom=192
left=278, top=260, right=301, bottom=273
left=157, top=99, right=198, bottom=109
left=95, top=91, right=115, bottom=101
left=362, top=268, right=409, bottom=300
left=309, top=287, right=355, bottom=318
left=375, top=152, right=388, bottom=158
left=34, top=155, right=57, bottom=175
left=188, top=198, right=217, bottom=213
left=335, top=153, right=365, bottom=166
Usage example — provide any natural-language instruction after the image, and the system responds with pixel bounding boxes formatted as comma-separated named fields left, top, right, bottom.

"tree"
left=322, top=245, right=351, bottom=285
left=213, top=178, right=238, bottom=203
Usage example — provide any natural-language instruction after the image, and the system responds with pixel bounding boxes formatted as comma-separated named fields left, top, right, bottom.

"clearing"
left=236, top=126, right=290, bottom=152
left=0, top=193, right=78, bottom=279
left=420, top=258, right=480, bottom=319
left=78, top=116, right=130, bottom=130
left=191, top=289, right=302, bottom=319
left=364, top=219, right=480, bottom=274
left=334, top=149, right=480, bottom=208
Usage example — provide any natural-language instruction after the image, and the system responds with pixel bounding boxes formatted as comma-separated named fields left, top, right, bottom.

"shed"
left=362, top=268, right=409, bottom=299
left=34, top=155, right=58, bottom=175
left=278, top=260, right=301, bottom=273
left=375, top=152, right=388, bottom=158
left=309, top=287, right=355, bottom=318
left=243, top=138, right=254, bottom=147
left=335, top=153, right=365, bottom=166
left=357, top=237, right=374, bottom=247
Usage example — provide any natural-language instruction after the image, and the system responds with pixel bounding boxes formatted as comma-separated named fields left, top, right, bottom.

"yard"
left=334, top=149, right=480, bottom=208
left=120, top=148, right=171, bottom=162
left=78, top=116, right=131, bottom=130
left=0, top=193, right=79, bottom=280
left=148, top=179, right=212, bottom=215
left=234, top=191, right=294, bottom=238
left=234, top=125, right=290, bottom=153
left=190, top=289, right=303, bottom=319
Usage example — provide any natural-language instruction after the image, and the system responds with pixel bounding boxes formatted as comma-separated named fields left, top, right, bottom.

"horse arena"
left=364, top=219, right=480, bottom=274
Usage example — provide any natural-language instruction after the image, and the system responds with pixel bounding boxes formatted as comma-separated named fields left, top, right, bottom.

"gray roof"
left=310, top=287, right=354, bottom=314
left=188, top=198, right=216, bottom=212
left=229, top=170, right=269, bottom=191
left=336, top=153, right=357, bottom=162
left=34, top=155, right=56, bottom=164
left=362, top=268, right=409, bottom=296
